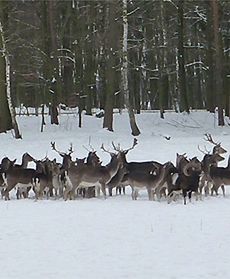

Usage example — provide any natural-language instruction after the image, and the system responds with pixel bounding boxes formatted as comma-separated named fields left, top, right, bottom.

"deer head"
left=0, top=157, right=17, bottom=172
left=204, top=133, right=227, bottom=155
left=51, top=142, right=74, bottom=170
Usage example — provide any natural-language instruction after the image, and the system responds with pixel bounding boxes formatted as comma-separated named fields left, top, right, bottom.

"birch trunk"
left=0, top=21, right=21, bottom=139
left=121, top=0, right=140, bottom=136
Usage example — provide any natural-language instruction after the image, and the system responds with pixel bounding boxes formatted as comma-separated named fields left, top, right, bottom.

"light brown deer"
left=60, top=143, right=123, bottom=201
left=1, top=153, right=35, bottom=200
left=199, top=134, right=227, bottom=196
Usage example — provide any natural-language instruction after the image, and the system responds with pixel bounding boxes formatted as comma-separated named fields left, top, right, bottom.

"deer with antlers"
left=198, top=134, right=227, bottom=196
left=107, top=138, right=164, bottom=196
left=51, top=141, right=122, bottom=200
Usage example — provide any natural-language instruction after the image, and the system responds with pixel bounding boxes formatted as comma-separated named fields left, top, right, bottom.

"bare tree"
left=0, top=9, right=21, bottom=138
left=121, top=0, right=140, bottom=136
left=178, top=0, right=189, bottom=113
left=211, top=0, right=224, bottom=126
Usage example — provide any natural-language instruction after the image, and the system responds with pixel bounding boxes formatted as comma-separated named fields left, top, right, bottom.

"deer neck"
left=106, top=155, right=120, bottom=178
left=157, top=165, right=169, bottom=184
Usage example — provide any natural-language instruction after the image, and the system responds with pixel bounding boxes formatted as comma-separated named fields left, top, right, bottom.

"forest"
left=0, top=0, right=229, bottom=137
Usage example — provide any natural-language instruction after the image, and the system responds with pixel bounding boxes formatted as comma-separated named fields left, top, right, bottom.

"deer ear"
left=53, top=159, right=56, bottom=163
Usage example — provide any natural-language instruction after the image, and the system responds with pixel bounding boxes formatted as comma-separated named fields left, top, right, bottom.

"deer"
left=0, top=153, right=35, bottom=200
left=204, top=133, right=227, bottom=156
left=50, top=142, right=74, bottom=197
left=2, top=162, right=37, bottom=201
left=114, top=138, right=162, bottom=173
left=51, top=142, right=102, bottom=199
left=0, top=170, right=7, bottom=198
left=107, top=138, right=163, bottom=196
left=32, top=158, right=57, bottom=200
left=209, top=156, right=230, bottom=197
left=168, top=156, right=202, bottom=204
left=59, top=143, right=123, bottom=201
left=15, top=153, right=36, bottom=199
left=128, top=161, right=176, bottom=201
left=198, top=134, right=227, bottom=196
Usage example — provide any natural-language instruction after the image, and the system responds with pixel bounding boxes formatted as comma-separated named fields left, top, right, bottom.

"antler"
left=123, top=138, right=138, bottom=154
left=82, top=137, right=95, bottom=152
left=68, top=143, right=74, bottom=155
left=51, top=142, right=64, bottom=156
left=198, top=145, right=210, bottom=155
left=111, top=138, right=138, bottom=154
left=51, top=142, right=72, bottom=157
left=101, top=144, right=114, bottom=155
left=111, top=142, right=121, bottom=152
left=204, top=133, right=219, bottom=146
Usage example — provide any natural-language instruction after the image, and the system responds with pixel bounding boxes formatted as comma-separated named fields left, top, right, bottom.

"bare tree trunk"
left=47, top=0, right=59, bottom=125
left=121, top=0, right=140, bottom=136
left=103, top=1, right=117, bottom=131
left=211, top=0, right=224, bottom=126
left=0, top=21, right=21, bottom=138
left=178, top=0, right=189, bottom=113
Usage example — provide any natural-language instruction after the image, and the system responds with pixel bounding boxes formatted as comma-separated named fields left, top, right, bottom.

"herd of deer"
left=0, top=134, right=229, bottom=204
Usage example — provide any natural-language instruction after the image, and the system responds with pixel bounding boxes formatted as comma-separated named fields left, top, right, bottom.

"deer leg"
left=167, top=190, right=173, bottom=204
left=122, top=186, right=125, bottom=195
left=117, top=186, right=122, bottom=195
left=63, top=176, right=74, bottom=201
left=221, top=185, right=225, bottom=197
left=4, top=183, right=16, bottom=201
left=108, top=186, right=113, bottom=196
left=196, top=190, right=202, bottom=201
left=199, top=175, right=206, bottom=195
left=182, top=189, right=187, bottom=205
left=147, top=187, right=152, bottom=200
left=95, top=186, right=100, bottom=197
left=131, top=187, right=135, bottom=200
left=16, top=188, right=20, bottom=200
left=204, top=180, right=212, bottom=197
left=100, top=183, right=106, bottom=199
left=210, top=185, right=216, bottom=196
left=63, top=186, right=70, bottom=201
left=188, top=191, right=192, bottom=203
left=134, top=189, right=138, bottom=200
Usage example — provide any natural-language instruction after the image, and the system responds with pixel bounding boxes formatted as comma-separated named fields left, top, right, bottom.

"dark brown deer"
left=108, top=139, right=163, bottom=196
left=168, top=157, right=202, bottom=204
left=128, top=161, right=176, bottom=201
left=113, top=138, right=161, bottom=174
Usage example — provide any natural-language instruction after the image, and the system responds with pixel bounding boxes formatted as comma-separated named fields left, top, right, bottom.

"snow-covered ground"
left=1, top=110, right=230, bottom=279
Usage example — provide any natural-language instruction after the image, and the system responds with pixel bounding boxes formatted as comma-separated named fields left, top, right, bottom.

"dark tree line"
left=0, top=0, right=229, bottom=137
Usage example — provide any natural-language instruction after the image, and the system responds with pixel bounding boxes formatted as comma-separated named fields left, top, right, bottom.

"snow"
left=1, top=110, right=230, bottom=279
